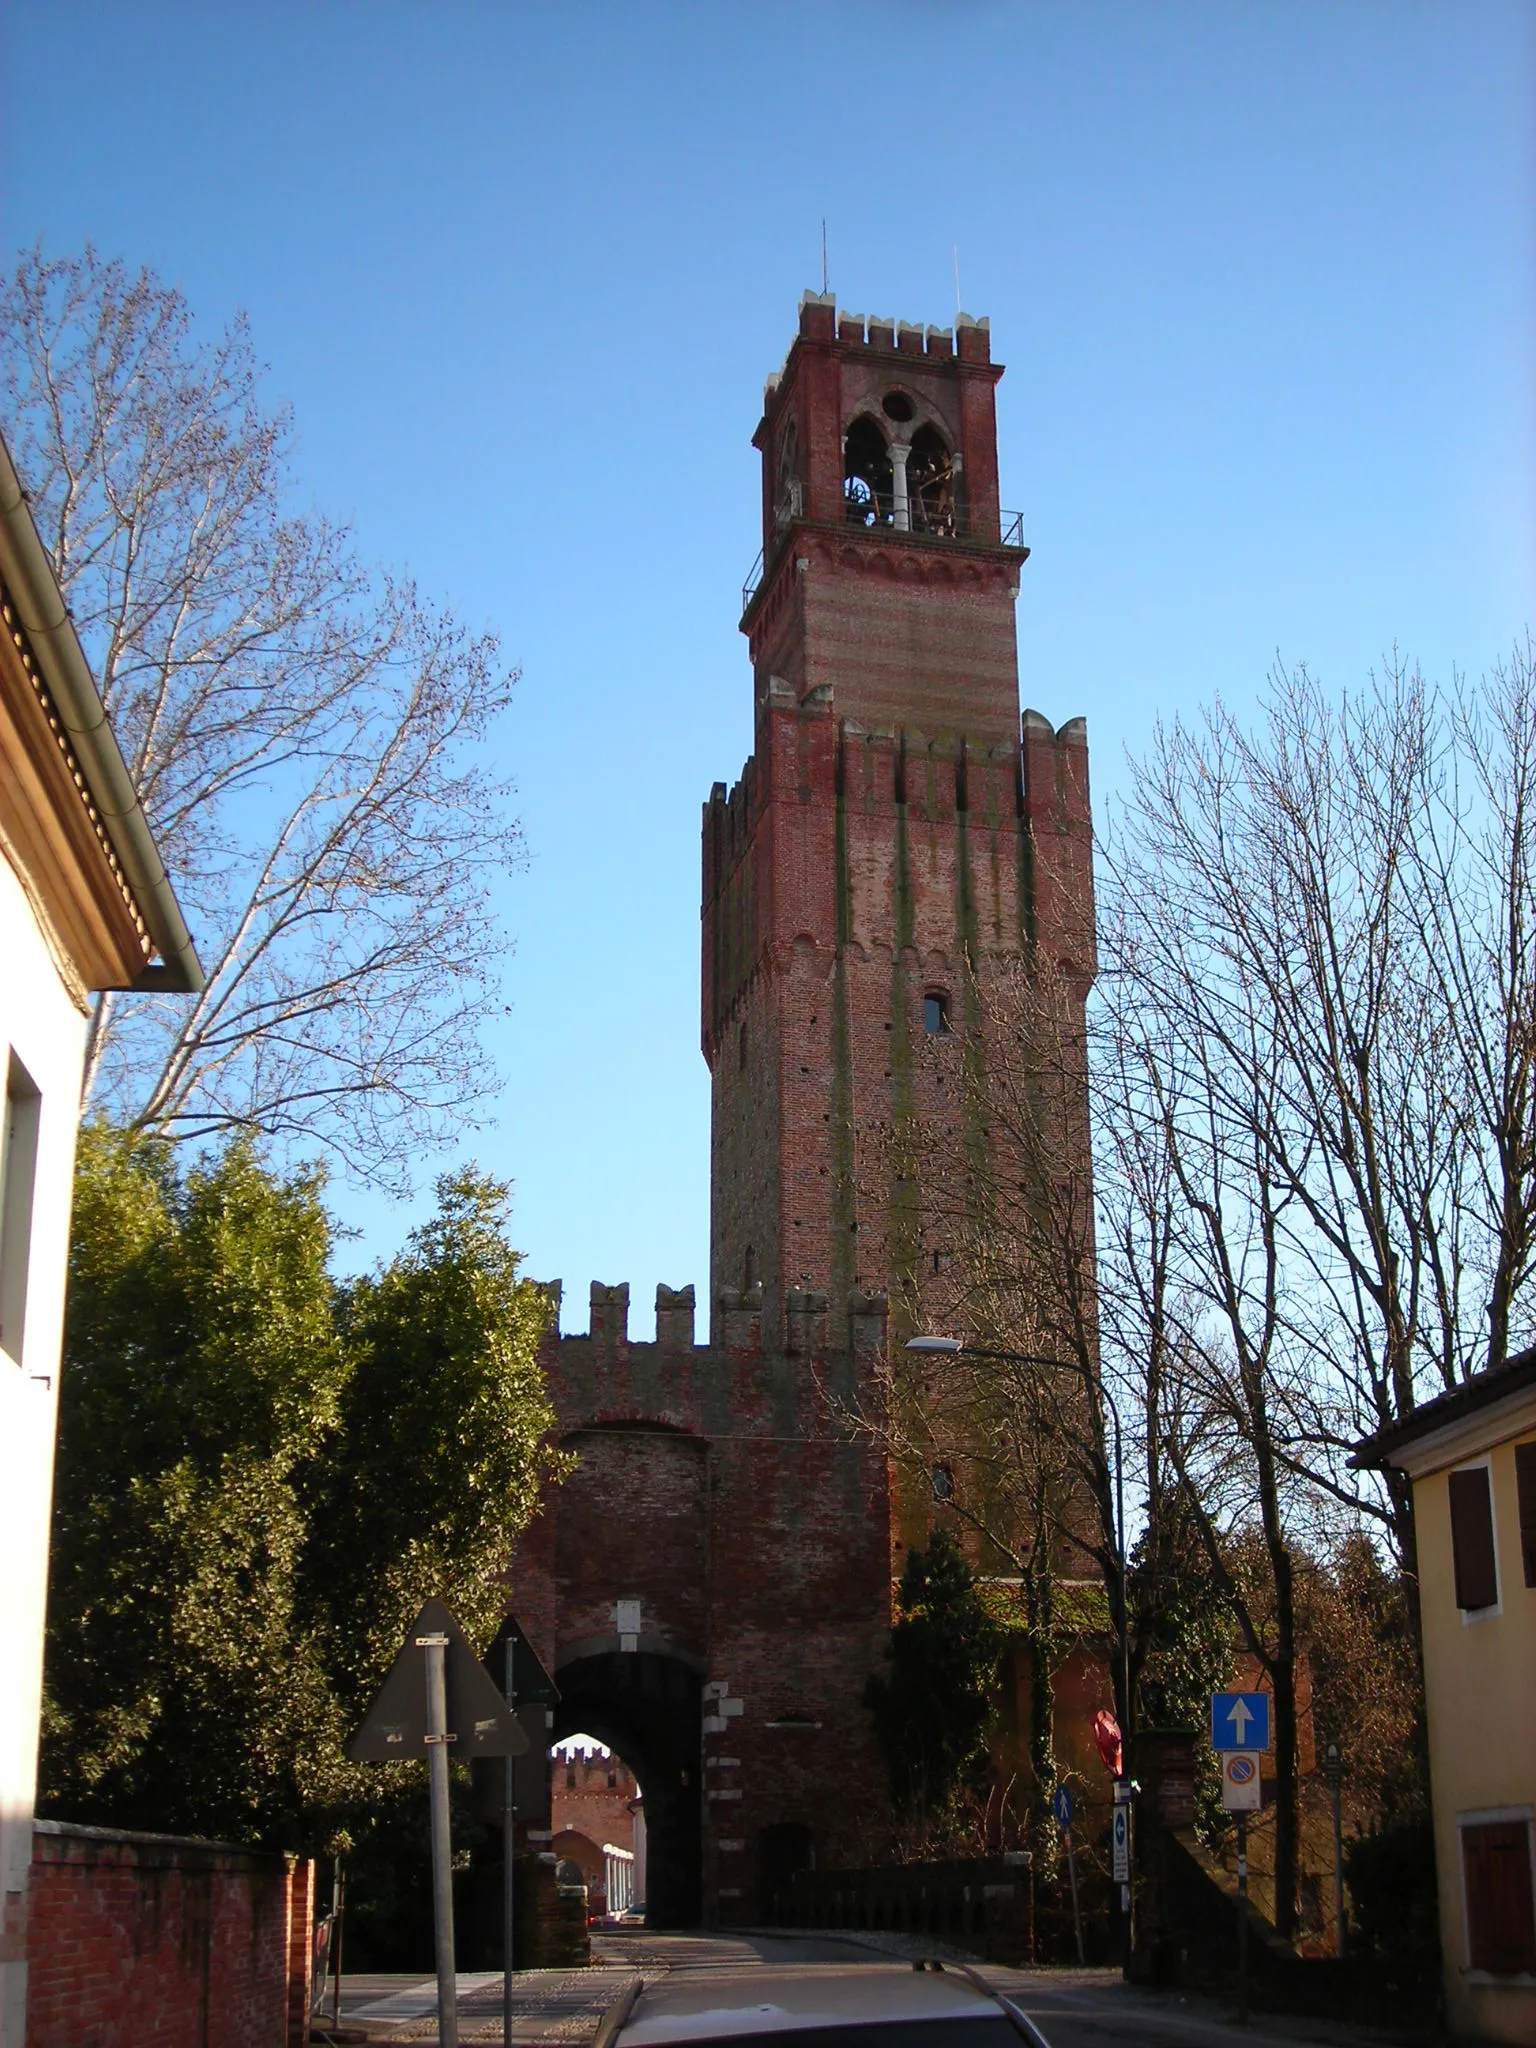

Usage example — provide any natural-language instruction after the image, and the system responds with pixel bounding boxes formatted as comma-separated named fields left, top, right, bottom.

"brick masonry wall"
left=553, top=1752, right=640, bottom=1860
left=506, top=1287, right=894, bottom=1924
left=703, top=693, right=1092, bottom=1350
left=25, top=1823, right=311, bottom=2048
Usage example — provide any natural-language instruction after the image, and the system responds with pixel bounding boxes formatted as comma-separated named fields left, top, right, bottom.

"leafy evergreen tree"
left=45, top=1125, right=348, bottom=1839
left=306, top=1170, right=565, bottom=1710
left=41, top=1125, right=561, bottom=1857
left=864, top=1531, right=1004, bottom=1823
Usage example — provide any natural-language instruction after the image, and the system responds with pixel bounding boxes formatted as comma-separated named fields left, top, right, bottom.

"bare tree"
left=0, top=246, right=522, bottom=1187
left=1104, top=655, right=1536, bottom=1571
left=1404, top=647, right=1536, bottom=1375
left=1092, top=646, right=1536, bottom=1932
left=1097, top=932, right=1311, bottom=1932
left=874, top=649, right=1536, bottom=1937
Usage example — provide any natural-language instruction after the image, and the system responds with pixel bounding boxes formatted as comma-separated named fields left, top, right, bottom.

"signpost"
left=1052, top=1784, right=1084, bottom=1966
left=422, top=1627, right=458, bottom=2048
left=348, top=1600, right=528, bottom=2048
left=1212, top=1693, right=1270, bottom=2025
left=483, top=1617, right=559, bottom=2048
left=1111, top=1787, right=1131, bottom=1909
left=1210, top=1691, right=1271, bottom=1753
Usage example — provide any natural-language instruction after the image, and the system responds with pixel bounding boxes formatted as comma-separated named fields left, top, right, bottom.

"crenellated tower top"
left=740, top=291, right=1030, bottom=748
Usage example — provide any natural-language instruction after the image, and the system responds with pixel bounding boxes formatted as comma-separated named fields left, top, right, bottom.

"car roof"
left=615, top=1964, right=1009, bottom=2043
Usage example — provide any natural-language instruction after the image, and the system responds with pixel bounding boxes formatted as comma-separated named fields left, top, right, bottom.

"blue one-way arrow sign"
left=1211, top=1690, right=1271, bottom=1752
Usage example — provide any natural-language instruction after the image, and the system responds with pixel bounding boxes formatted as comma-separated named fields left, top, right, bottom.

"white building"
left=0, top=434, right=201, bottom=2047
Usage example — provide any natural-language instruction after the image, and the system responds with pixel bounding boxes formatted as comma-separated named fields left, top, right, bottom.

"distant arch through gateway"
left=552, top=1650, right=701, bottom=1926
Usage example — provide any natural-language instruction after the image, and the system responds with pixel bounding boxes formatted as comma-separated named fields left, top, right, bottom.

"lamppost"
left=903, top=1336, right=1131, bottom=1754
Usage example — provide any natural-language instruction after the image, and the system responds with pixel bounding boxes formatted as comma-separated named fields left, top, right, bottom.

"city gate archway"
left=553, top=1650, right=701, bottom=1926
left=505, top=1280, right=896, bottom=1929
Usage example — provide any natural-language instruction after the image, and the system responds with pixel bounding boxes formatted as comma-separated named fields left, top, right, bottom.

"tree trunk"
left=1270, top=1662, right=1298, bottom=1938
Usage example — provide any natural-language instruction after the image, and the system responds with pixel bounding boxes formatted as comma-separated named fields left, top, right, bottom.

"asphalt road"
left=329, top=1929, right=1425, bottom=2048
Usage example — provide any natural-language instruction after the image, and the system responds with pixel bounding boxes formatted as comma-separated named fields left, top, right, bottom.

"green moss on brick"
left=1016, top=810, right=1038, bottom=954
left=887, top=793, right=919, bottom=1334
left=830, top=788, right=856, bottom=1340
left=955, top=810, right=992, bottom=1216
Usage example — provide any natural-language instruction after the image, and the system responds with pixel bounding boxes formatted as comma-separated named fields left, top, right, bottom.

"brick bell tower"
left=703, top=293, right=1094, bottom=1350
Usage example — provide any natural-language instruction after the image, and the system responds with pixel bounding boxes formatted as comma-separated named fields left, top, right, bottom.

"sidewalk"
left=322, top=1966, right=632, bottom=2045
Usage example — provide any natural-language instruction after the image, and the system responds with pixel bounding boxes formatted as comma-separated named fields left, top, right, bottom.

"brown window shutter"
left=1463, top=1820, right=1536, bottom=1974
left=1516, top=1441, right=1536, bottom=1590
left=1448, top=1466, right=1499, bottom=1610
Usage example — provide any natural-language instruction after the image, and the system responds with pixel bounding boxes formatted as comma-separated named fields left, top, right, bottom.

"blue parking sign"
left=1052, top=1784, right=1075, bottom=1828
left=1211, top=1691, right=1271, bottom=1751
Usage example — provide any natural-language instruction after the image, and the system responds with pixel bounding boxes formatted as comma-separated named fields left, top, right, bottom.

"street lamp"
left=903, top=1334, right=1131, bottom=1754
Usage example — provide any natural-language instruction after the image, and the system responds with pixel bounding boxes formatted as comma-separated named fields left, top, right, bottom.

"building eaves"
left=0, top=431, right=203, bottom=992
left=1349, top=1345, right=1536, bottom=1470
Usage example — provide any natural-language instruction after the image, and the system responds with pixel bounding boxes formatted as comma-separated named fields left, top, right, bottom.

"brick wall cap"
left=33, top=1818, right=296, bottom=1873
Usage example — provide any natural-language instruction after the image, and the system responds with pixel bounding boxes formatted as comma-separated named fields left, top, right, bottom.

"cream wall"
left=1413, top=1408, right=1536, bottom=2045
left=0, top=852, right=88, bottom=2048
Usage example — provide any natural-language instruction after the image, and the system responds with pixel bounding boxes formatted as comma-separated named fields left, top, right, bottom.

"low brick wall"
left=26, top=1820, right=313, bottom=2048
left=775, top=1858, right=1034, bottom=1965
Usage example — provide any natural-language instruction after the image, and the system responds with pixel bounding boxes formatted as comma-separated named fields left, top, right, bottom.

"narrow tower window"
left=843, top=416, right=892, bottom=527
left=908, top=424, right=957, bottom=537
left=775, top=419, right=801, bottom=532
left=923, top=991, right=951, bottom=1036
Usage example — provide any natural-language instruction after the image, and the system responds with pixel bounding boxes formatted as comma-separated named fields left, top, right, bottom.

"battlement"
left=795, top=290, right=991, bottom=363
left=764, top=294, right=994, bottom=414
left=556, top=1746, right=639, bottom=1796
left=535, top=1280, right=887, bottom=1356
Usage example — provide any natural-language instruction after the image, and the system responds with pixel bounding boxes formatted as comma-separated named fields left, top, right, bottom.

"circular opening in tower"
left=881, top=390, right=915, bottom=422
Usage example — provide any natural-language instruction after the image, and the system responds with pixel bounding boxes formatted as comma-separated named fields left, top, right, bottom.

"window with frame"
left=923, top=991, right=951, bottom=1036
left=1462, top=1817, right=1536, bottom=1975
left=0, top=1052, right=41, bottom=1365
left=1448, top=1464, right=1499, bottom=1611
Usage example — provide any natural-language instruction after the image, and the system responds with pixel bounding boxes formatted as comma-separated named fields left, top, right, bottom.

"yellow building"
left=1356, top=1354, right=1536, bottom=2044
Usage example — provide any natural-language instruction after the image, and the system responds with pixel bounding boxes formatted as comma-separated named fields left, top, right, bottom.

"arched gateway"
left=507, top=1287, right=894, bottom=1926
left=504, top=294, right=1094, bottom=1927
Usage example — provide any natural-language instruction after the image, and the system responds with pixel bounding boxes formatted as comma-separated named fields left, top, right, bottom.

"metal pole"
left=421, top=1631, right=459, bottom=2048
left=1098, top=1377, right=1131, bottom=1741
left=1236, top=1815, right=1249, bottom=2025
left=1097, top=1375, right=1132, bottom=1963
left=331, top=1852, right=345, bottom=2033
left=514, top=1638, right=528, bottom=2048
left=1065, top=1828, right=1084, bottom=1966
left=1327, top=1743, right=1346, bottom=1958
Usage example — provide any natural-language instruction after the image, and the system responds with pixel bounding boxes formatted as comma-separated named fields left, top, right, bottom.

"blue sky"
left=4, top=1, right=1532, bottom=1326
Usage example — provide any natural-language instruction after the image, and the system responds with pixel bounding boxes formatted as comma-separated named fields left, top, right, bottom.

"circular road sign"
left=1052, top=1784, right=1075, bottom=1828
left=1228, top=1755, right=1257, bottom=1786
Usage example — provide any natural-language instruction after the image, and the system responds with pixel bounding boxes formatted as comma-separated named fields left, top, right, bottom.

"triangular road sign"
left=347, top=1598, right=531, bottom=1762
left=484, top=1614, right=560, bottom=1706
